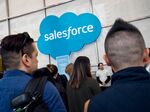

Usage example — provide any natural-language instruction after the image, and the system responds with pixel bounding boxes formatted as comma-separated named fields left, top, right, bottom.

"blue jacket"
left=88, top=67, right=150, bottom=112
left=0, top=70, right=66, bottom=112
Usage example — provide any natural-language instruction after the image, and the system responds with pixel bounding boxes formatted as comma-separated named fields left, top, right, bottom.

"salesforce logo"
left=37, top=12, right=102, bottom=59
left=44, top=25, right=94, bottom=41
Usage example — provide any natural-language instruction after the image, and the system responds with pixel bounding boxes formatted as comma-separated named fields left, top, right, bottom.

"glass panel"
left=131, top=18, right=150, bottom=48
left=70, top=43, right=98, bottom=66
left=92, top=0, right=150, bottom=26
left=45, top=0, right=71, bottom=7
left=9, top=0, right=44, bottom=17
left=0, top=21, right=9, bottom=40
left=46, top=0, right=92, bottom=16
left=50, top=57, right=57, bottom=65
left=96, top=27, right=110, bottom=63
left=50, top=44, right=99, bottom=66
left=10, top=11, right=45, bottom=41
left=0, top=0, right=7, bottom=20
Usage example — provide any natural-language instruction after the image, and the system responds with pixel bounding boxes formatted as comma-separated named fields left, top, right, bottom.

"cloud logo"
left=37, top=12, right=102, bottom=59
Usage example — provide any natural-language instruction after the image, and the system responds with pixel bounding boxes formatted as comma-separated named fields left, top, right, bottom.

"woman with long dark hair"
left=67, top=56, right=100, bottom=112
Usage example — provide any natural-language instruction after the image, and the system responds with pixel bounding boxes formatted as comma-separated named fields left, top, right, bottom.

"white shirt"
left=96, top=67, right=112, bottom=87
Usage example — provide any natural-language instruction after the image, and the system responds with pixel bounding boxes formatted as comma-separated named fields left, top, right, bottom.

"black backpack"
left=11, top=76, right=48, bottom=112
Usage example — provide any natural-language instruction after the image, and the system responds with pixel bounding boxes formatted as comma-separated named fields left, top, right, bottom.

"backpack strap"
left=25, top=76, right=48, bottom=98
left=11, top=76, right=48, bottom=112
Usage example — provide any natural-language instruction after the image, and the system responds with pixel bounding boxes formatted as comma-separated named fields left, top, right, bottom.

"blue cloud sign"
left=37, top=12, right=102, bottom=59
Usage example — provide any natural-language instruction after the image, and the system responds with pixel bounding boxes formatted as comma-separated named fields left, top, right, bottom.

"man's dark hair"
left=98, top=62, right=103, bottom=67
left=32, top=67, right=55, bottom=85
left=105, top=19, right=145, bottom=70
left=1, top=32, right=34, bottom=69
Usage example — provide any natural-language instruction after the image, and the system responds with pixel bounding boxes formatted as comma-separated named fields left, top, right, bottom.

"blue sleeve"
left=43, top=81, right=67, bottom=112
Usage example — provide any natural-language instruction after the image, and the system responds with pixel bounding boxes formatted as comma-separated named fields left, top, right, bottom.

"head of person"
left=47, top=64, right=58, bottom=79
left=104, top=19, right=148, bottom=72
left=69, top=56, right=92, bottom=88
left=65, top=63, right=74, bottom=76
left=1, top=32, right=38, bottom=74
left=32, top=67, right=50, bottom=77
left=98, top=63, right=104, bottom=70
left=32, top=67, right=55, bottom=84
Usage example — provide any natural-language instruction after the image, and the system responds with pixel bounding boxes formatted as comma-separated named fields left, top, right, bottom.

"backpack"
left=11, top=76, right=48, bottom=112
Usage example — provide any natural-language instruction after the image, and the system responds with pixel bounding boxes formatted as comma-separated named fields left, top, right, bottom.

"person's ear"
left=143, top=48, right=149, bottom=64
left=103, top=54, right=111, bottom=66
left=21, top=54, right=31, bottom=67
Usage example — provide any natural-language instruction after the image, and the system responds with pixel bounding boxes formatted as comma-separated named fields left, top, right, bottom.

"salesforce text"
left=44, top=25, right=94, bottom=41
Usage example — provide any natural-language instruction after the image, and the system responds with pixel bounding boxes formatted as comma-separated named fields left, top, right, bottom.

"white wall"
left=0, top=0, right=150, bottom=71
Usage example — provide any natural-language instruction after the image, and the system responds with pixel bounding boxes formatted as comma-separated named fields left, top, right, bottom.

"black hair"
left=1, top=32, right=34, bottom=69
left=69, top=56, right=92, bottom=88
left=98, top=62, right=103, bottom=67
left=106, top=19, right=142, bottom=38
left=105, top=19, right=145, bottom=70
left=32, top=67, right=55, bottom=84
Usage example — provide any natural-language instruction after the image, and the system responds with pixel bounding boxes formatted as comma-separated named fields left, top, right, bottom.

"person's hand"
left=102, top=82, right=106, bottom=86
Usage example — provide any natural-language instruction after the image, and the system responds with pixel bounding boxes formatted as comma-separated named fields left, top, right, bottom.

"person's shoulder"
left=44, top=81, right=58, bottom=92
left=43, top=81, right=61, bottom=99
left=90, top=86, right=114, bottom=102
left=96, top=70, right=101, bottom=76
left=43, top=81, right=67, bottom=112
left=88, top=91, right=105, bottom=112
left=88, top=89, right=109, bottom=112
left=96, top=69, right=100, bottom=73
left=86, top=77, right=98, bottom=84
left=87, top=77, right=96, bottom=81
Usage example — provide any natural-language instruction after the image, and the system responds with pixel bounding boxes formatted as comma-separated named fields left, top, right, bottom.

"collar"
left=3, top=69, right=31, bottom=78
left=112, top=67, right=150, bottom=85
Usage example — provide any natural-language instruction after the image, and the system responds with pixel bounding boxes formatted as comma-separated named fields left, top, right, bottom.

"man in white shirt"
left=96, top=63, right=112, bottom=91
